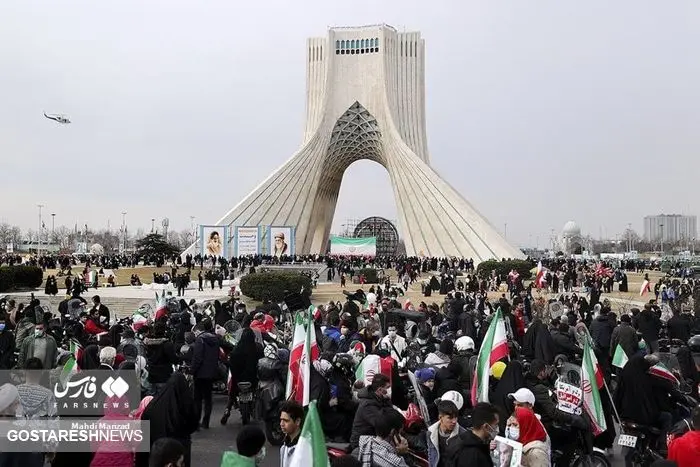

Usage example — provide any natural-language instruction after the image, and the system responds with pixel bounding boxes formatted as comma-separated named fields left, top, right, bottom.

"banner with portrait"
left=268, top=226, right=295, bottom=258
left=234, top=226, right=262, bottom=256
left=200, top=225, right=228, bottom=258
left=492, top=436, right=523, bottom=467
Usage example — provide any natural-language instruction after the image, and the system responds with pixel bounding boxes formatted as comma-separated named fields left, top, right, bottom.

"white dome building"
left=89, top=243, right=104, bottom=255
left=559, top=221, right=583, bottom=254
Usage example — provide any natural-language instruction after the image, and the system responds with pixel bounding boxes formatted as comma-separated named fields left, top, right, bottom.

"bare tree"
left=52, top=226, right=73, bottom=250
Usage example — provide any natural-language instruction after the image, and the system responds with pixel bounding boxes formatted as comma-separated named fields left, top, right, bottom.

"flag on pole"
left=471, top=308, right=509, bottom=406
left=69, top=339, right=82, bottom=360
left=154, top=291, right=168, bottom=320
left=288, top=401, right=330, bottom=467
left=355, top=354, right=394, bottom=387
left=640, top=279, right=650, bottom=296
left=612, top=344, right=629, bottom=369
left=59, top=356, right=78, bottom=389
left=286, top=307, right=320, bottom=405
left=535, top=261, right=546, bottom=288
left=286, top=312, right=306, bottom=400
left=582, top=341, right=607, bottom=435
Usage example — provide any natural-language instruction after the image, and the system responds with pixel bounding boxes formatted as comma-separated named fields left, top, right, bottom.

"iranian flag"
left=154, top=291, right=168, bottom=320
left=70, top=339, right=82, bottom=360
left=535, top=261, right=546, bottom=289
left=286, top=307, right=320, bottom=406
left=612, top=344, right=629, bottom=369
left=288, top=401, right=330, bottom=467
left=582, top=341, right=607, bottom=435
left=649, top=362, right=680, bottom=387
left=355, top=354, right=394, bottom=387
left=59, top=356, right=78, bottom=389
left=640, top=279, right=650, bottom=296
left=471, top=308, right=509, bottom=406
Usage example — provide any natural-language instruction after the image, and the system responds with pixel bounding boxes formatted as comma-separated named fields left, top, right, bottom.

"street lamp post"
left=37, top=204, right=44, bottom=255
left=121, top=212, right=127, bottom=253
left=151, top=218, right=155, bottom=233
left=660, top=223, right=664, bottom=256
left=51, top=213, right=56, bottom=235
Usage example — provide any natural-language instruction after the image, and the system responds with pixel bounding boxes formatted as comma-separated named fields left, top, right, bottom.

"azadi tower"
left=188, top=24, right=524, bottom=261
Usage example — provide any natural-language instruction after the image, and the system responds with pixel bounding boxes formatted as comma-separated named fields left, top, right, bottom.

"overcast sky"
left=1, top=1, right=698, bottom=247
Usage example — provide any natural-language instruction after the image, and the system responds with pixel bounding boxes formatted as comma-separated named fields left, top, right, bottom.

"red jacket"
left=250, top=314, right=275, bottom=334
left=668, top=430, right=700, bottom=467
left=85, top=318, right=106, bottom=335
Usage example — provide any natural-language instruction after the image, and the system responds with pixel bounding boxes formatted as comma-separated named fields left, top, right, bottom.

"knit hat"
left=236, top=425, right=266, bottom=457
left=416, top=367, right=436, bottom=383
left=0, top=384, right=19, bottom=414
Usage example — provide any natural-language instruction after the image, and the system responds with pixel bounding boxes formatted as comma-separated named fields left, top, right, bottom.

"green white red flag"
left=471, top=308, right=509, bottom=406
left=582, top=341, right=607, bottom=435
left=612, top=344, right=629, bottom=369
left=286, top=306, right=320, bottom=406
left=288, top=401, right=330, bottom=467
left=355, top=354, right=394, bottom=387
left=649, top=362, right=680, bottom=387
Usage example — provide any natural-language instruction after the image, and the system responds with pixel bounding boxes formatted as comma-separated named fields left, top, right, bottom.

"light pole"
left=121, top=212, right=127, bottom=253
left=190, top=216, right=195, bottom=240
left=627, top=223, right=631, bottom=252
left=151, top=218, right=155, bottom=233
left=37, top=204, right=44, bottom=255
left=51, top=213, right=56, bottom=235
left=660, top=223, right=664, bottom=256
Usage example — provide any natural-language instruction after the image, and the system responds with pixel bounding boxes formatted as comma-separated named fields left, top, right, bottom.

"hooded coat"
left=445, top=429, right=492, bottom=467
left=191, top=331, right=220, bottom=380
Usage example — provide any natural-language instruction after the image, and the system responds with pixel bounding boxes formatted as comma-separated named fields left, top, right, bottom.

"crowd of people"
left=0, top=254, right=700, bottom=467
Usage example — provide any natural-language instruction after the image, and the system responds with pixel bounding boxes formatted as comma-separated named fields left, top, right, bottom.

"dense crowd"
left=0, top=255, right=700, bottom=467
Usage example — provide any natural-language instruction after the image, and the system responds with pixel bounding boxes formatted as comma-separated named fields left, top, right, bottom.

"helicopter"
left=43, top=112, right=71, bottom=124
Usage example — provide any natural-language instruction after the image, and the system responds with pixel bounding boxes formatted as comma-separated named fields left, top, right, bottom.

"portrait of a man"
left=273, top=231, right=288, bottom=258
left=206, top=230, right=223, bottom=256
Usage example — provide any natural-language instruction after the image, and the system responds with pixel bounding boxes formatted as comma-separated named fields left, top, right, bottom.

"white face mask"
left=254, top=446, right=266, bottom=464
left=388, top=330, right=397, bottom=339
left=506, top=426, right=520, bottom=441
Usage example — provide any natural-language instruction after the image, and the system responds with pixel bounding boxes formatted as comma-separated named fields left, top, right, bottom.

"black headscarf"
left=492, top=360, right=527, bottom=431
left=614, top=355, right=658, bottom=425
left=141, top=373, right=198, bottom=440
left=229, top=328, right=261, bottom=383
left=78, top=345, right=100, bottom=370
left=522, top=319, right=556, bottom=364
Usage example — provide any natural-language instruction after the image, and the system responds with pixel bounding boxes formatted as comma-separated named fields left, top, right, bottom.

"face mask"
left=34, top=328, right=44, bottom=337
left=388, top=330, right=397, bottom=339
left=254, top=446, right=266, bottom=464
left=506, top=426, right=519, bottom=441
left=485, top=423, right=499, bottom=441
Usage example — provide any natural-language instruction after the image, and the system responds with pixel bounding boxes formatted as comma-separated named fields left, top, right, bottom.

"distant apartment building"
left=643, top=214, right=697, bottom=242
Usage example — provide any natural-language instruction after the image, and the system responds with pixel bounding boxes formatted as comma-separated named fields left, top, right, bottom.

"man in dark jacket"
left=446, top=402, right=498, bottom=467
left=667, top=311, right=693, bottom=343
left=610, top=314, right=638, bottom=360
left=637, top=303, right=662, bottom=354
left=551, top=322, right=582, bottom=361
left=590, top=308, right=616, bottom=358
left=191, top=319, right=220, bottom=429
left=349, top=373, right=393, bottom=451
left=144, top=321, right=179, bottom=395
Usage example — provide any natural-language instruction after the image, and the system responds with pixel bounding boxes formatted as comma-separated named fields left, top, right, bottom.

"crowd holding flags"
left=471, top=308, right=509, bottom=405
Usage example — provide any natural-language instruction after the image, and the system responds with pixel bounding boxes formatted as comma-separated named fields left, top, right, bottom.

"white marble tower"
left=186, top=24, right=524, bottom=262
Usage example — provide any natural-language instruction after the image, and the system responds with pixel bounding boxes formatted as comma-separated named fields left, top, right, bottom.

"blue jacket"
left=323, top=326, right=341, bottom=344
left=426, top=421, right=466, bottom=467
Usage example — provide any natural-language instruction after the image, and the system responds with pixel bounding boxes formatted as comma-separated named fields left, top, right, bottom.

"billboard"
left=330, top=236, right=376, bottom=256
left=268, top=226, right=295, bottom=258
left=200, top=225, right=228, bottom=257
left=234, top=226, right=262, bottom=256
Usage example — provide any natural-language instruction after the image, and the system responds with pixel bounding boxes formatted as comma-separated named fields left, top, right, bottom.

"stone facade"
left=184, top=25, right=523, bottom=262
